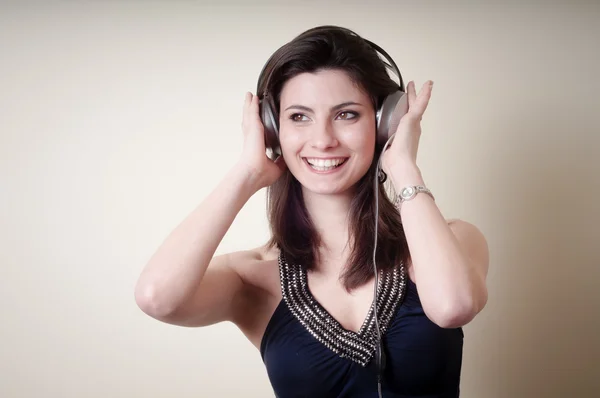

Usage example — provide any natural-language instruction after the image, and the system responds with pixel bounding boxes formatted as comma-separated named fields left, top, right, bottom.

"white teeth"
left=305, top=157, right=346, bottom=171
left=306, top=158, right=345, bottom=167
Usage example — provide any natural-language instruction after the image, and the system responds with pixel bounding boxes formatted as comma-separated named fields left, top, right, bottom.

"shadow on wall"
left=467, top=111, right=600, bottom=398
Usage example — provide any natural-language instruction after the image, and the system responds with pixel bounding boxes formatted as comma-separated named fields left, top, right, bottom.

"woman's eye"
left=290, top=114, right=308, bottom=122
left=289, top=111, right=358, bottom=122
left=337, top=111, right=358, bottom=120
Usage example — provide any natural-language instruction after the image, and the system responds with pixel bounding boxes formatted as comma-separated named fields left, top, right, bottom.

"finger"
left=252, top=93, right=261, bottom=121
left=407, top=81, right=417, bottom=108
left=415, top=81, right=433, bottom=114
left=251, top=95, right=266, bottom=135
left=418, top=80, right=433, bottom=99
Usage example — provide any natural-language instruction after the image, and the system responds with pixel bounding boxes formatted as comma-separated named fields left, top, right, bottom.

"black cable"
left=372, top=133, right=396, bottom=398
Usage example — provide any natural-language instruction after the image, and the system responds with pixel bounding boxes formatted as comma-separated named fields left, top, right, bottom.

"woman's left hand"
left=381, top=80, right=434, bottom=175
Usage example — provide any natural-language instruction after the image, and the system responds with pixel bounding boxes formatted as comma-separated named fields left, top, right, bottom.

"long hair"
left=258, top=26, right=410, bottom=291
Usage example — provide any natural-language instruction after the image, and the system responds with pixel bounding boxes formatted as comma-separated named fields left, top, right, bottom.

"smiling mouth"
left=303, top=157, right=348, bottom=172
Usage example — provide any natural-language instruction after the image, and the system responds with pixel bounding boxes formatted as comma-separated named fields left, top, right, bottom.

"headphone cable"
left=372, top=133, right=396, bottom=398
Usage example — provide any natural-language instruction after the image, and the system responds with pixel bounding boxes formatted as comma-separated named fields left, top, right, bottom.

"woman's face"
left=278, top=69, right=376, bottom=196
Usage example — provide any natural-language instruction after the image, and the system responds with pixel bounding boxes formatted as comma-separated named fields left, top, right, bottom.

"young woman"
left=135, top=25, right=489, bottom=397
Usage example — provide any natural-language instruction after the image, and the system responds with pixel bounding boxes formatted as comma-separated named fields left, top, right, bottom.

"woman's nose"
left=309, top=121, right=339, bottom=149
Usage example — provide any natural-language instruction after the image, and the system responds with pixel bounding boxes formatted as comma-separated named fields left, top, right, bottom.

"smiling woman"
left=277, top=70, right=376, bottom=195
left=135, top=25, right=489, bottom=398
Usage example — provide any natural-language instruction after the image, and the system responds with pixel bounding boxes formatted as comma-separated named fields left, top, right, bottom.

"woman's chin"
left=299, top=180, right=356, bottom=197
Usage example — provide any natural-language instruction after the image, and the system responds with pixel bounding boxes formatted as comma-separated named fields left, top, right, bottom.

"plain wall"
left=1, top=1, right=599, bottom=397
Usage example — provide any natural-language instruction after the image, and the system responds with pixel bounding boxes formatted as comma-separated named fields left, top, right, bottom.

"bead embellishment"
left=278, top=252, right=407, bottom=367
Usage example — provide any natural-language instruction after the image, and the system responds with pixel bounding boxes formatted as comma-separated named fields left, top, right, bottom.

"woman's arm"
left=134, top=163, right=261, bottom=326
left=135, top=92, right=285, bottom=327
left=381, top=80, right=489, bottom=328
left=389, top=162, right=489, bottom=329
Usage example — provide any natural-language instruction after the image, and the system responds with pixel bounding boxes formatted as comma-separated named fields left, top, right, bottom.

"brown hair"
left=258, top=26, right=409, bottom=291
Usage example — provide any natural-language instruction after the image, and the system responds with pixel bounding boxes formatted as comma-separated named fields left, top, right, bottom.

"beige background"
left=1, top=1, right=599, bottom=397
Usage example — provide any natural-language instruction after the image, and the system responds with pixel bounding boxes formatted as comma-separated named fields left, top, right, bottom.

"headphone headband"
left=362, top=39, right=405, bottom=92
left=257, top=30, right=404, bottom=100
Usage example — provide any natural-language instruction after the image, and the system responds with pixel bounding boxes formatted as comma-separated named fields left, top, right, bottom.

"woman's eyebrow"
left=284, top=101, right=364, bottom=113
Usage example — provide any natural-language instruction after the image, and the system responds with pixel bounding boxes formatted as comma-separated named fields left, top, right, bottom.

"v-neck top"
left=260, top=252, right=464, bottom=397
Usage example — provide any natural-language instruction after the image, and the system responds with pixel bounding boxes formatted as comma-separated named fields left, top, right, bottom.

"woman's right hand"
left=238, top=92, right=286, bottom=190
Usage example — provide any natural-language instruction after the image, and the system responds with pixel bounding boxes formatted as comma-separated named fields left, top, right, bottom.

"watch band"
left=393, top=185, right=435, bottom=211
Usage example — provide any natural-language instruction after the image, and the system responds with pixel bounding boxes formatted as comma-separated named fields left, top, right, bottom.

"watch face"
left=401, top=186, right=415, bottom=199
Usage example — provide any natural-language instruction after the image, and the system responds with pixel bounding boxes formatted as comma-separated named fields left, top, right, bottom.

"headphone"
left=257, top=31, right=407, bottom=398
left=257, top=33, right=408, bottom=160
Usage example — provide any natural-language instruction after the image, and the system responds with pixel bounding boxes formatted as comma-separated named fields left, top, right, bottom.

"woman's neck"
left=302, top=188, right=354, bottom=276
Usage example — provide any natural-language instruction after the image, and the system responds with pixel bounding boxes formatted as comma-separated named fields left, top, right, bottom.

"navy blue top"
left=260, top=262, right=464, bottom=398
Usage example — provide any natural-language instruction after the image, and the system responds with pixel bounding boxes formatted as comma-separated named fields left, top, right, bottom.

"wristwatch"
left=394, top=185, right=435, bottom=211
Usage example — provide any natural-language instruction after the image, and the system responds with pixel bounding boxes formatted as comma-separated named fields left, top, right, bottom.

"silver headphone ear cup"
left=376, top=91, right=408, bottom=149
left=260, top=98, right=281, bottom=160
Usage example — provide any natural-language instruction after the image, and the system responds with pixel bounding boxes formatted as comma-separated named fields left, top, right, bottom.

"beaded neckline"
left=278, top=252, right=407, bottom=367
